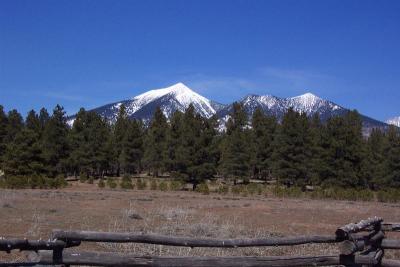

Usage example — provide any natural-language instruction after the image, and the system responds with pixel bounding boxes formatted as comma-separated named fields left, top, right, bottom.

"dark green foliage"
left=383, top=126, right=400, bottom=187
left=219, top=103, right=252, bottom=181
left=120, top=174, right=134, bottom=189
left=120, top=120, right=143, bottom=174
left=143, top=107, right=168, bottom=177
left=3, top=128, right=44, bottom=176
left=0, top=106, right=8, bottom=164
left=68, top=109, right=111, bottom=178
left=0, top=103, right=399, bottom=198
left=251, top=108, right=277, bottom=180
left=41, top=105, right=69, bottom=177
left=272, top=109, right=311, bottom=187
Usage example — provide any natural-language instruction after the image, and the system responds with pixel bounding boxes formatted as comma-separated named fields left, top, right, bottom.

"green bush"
left=98, top=179, right=105, bottom=188
left=150, top=180, right=158, bottom=190
left=170, top=180, right=183, bottom=191
left=79, top=171, right=88, bottom=183
left=196, top=183, right=210, bottom=195
left=136, top=179, right=147, bottom=190
left=87, top=177, right=94, bottom=184
left=217, top=185, right=230, bottom=194
left=272, top=186, right=302, bottom=198
left=106, top=177, right=117, bottom=189
left=120, top=175, right=133, bottom=189
left=159, top=181, right=168, bottom=191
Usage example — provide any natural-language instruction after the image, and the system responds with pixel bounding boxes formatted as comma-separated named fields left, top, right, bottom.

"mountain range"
left=386, top=116, right=400, bottom=127
left=67, top=82, right=394, bottom=133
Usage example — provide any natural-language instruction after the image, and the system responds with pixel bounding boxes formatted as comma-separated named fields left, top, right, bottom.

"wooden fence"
left=1, top=217, right=400, bottom=266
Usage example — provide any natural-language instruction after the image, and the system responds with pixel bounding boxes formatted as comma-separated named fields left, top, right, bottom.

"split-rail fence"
left=1, top=217, right=400, bottom=266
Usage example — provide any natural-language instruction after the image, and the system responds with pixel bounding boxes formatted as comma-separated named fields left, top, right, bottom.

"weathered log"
left=52, top=230, right=338, bottom=247
left=382, top=239, right=400, bottom=249
left=0, top=238, right=80, bottom=252
left=336, top=217, right=383, bottom=240
left=381, top=223, right=400, bottom=232
left=381, top=259, right=400, bottom=267
left=15, top=250, right=379, bottom=267
left=340, top=231, right=384, bottom=255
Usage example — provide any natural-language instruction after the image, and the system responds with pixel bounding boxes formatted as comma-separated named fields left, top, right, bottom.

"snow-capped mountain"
left=68, top=83, right=225, bottom=125
left=386, top=116, right=400, bottom=127
left=67, top=82, right=389, bottom=134
left=217, top=92, right=347, bottom=122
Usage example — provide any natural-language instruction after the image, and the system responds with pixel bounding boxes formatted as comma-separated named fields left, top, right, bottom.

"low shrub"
left=98, top=179, right=105, bottom=188
left=170, top=180, right=183, bottom=191
left=217, top=185, right=229, bottom=194
left=159, top=181, right=168, bottom=191
left=136, top=179, right=147, bottom=190
left=196, top=183, right=210, bottom=195
left=106, top=177, right=117, bottom=189
left=150, top=179, right=158, bottom=190
left=120, top=175, right=133, bottom=189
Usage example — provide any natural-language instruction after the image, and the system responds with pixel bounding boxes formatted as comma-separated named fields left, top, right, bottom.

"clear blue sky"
left=1, top=0, right=399, bottom=120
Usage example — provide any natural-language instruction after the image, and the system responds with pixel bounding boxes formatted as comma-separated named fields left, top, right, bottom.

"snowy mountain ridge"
left=67, top=82, right=390, bottom=133
left=386, top=116, right=400, bottom=127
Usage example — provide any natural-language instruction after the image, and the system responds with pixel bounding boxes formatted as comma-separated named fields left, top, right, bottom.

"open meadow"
left=1, top=181, right=400, bottom=263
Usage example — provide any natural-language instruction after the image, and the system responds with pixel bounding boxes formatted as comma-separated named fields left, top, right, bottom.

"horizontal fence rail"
left=52, top=230, right=339, bottom=247
left=1, top=216, right=399, bottom=267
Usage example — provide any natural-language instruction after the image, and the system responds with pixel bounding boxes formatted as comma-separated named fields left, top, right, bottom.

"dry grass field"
left=1, top=182, right=400, bottom=263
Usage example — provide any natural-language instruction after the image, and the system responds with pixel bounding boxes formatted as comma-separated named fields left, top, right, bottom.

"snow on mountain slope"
left=286, top=93, right=341, bottom=115
left=386, top=116, right=400, bottom=127
left=126, top=82, right=218, bottom=119
left=67, top=83, right=225, bottom=125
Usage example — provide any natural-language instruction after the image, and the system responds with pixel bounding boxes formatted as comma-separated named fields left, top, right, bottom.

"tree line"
left=0, top=103, right=399, bottom=190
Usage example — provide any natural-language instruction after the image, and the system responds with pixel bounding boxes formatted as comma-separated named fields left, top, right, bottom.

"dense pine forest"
left=0, top=103, right=399, bottom=192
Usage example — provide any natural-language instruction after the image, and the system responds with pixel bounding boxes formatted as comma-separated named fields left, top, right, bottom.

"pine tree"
left=3, top=127, right=44, bottom=176
left=322, top=111, right=365, bottom=188
left=166, top=110, right=184, bottom=173
left=120, top=119, right=144, bottom=174
left=362, top=128, right=386, bottom=189
left=113, top=104, right=129, bottom=176
left=143, top=107, right=168, bottom=177
left=41, top=105, right=69, bottom=177
left=219, top=103, right=252, bottom=182
left=26, top=110, right=41, bottom=133
left=383, top=126, right=400, bottom=187
left=39, top=108, right=50, bottom=132
left=272, top=109, right=311, bottom=187
left=0, top=106, right=8, bottom=164
left=5, top=109, right=23, bottom=143
left=251, top=108, right=277, bottom=180
left=188, top=114, right=218, bottom=188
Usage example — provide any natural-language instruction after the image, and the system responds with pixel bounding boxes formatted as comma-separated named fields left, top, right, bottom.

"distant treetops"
left=0, top=103, right=399, bottom=190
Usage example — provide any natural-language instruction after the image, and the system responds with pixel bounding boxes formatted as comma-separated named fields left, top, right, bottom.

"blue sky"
left=1, top=0, right=399, bottom=120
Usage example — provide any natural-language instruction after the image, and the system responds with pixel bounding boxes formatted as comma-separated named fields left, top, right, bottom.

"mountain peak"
left=386, top=116, right=400, bottom=127
left=292, top=92, right=321, bottom=101
left=166, top=82, right=193, bottom=94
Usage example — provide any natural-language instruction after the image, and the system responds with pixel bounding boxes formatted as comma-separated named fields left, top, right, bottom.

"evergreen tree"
left=188, top=114, right=218, bottom=188
left=251, top=108, right=277, bottom=180
left=41, top=105, right=69, bottom=177
left=113, top=104, right=129, bottom=176
left=166, top=110, right=184, bottom=173
left=143, top=107, right=168, bottom=177
left=383, top=126, right=400, bottom=187
left=26, top=110, right=41, bottom=133
left=219, top=103, right=252, bottom=182
left=0, top=106, right=8, bottom=164
left=39, top=108, right=50, bottom=131
left=272, top=109, right=311, bottom=187
left=3, top=127, right=44, bottom=176
left=322, top=111, right=365, bottom=188
left=5, top=109, right=23, bottom=143
left=362, top=128, right=386, bottom=189
left=120, top=119, right=144, bottom=174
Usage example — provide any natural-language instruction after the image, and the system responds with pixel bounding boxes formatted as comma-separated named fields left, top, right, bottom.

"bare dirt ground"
left=1, top=182, right=400, bottom=263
